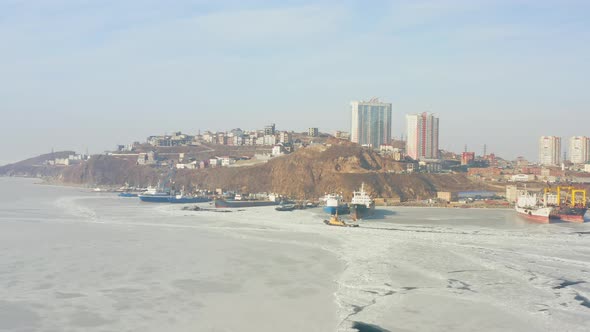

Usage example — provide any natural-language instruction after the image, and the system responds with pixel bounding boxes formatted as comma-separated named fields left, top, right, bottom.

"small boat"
left=275, top=203, right=296, bottom=211
left=118, top=192, right=138, bottom=198
left=323, top=214, right=359, bottom=227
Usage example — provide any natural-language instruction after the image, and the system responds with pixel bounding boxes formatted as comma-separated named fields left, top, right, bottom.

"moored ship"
left=545, top=186, right=587, bottom=223
left=168, top=194, right=211, bottom=204
left=138, top=186, right=171, bottom=203
left=322, top=193, right=350, bottom=215
left=515, top=189, right=555, bottom=223
left=215, top=194, right=279, bottom=208
left=349, top=183, right=375, bottom=220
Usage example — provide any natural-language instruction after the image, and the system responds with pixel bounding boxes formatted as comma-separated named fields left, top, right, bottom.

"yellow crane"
left=545, top=186, right=587, bottom=208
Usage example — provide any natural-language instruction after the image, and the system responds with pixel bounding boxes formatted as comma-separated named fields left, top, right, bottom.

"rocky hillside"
left=0, top=151, right=75, bottom=178
left=178, top=141, right=491, bottom=200
left=58, top=155, right=161, bottom=187
left=2, top=143, right=493, bottom=200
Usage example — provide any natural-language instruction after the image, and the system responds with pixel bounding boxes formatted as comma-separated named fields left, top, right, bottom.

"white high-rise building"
left=350, top=98, right=392, bottom=148
left=569, top=136, right=590, bottom=164
left=406, top=113, right=440, bottom=160
left=538, top=136, right=561, bottom=166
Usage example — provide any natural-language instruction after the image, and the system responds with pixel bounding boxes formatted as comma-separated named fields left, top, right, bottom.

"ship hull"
left=350, top=204, right=375, bottom=220
left=323, top=205, right=350, bottom=215
left=139, top=195, right=171, bottom=203
left=515, top=206, right=554, bottom=223
left=169, top=197, right=211, bottom=204
left=555, top=207, right=587, bottom=223
left=215, top=199, right=279, bottom=208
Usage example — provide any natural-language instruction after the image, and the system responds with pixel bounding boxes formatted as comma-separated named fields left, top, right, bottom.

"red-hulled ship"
left=545, top=186, right=587, bottom=223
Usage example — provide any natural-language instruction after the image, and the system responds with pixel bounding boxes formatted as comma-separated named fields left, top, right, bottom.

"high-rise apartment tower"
left=350, top=98, right=392, bottom=148
left=569, top=136, right=590, bottom=164
left=406, top=113, right=440, bottom=160
left=538, top=136, right=561, bottom=166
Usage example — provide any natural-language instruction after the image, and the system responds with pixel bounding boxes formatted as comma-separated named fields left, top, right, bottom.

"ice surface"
left=0, top=178, right=589, bottom=331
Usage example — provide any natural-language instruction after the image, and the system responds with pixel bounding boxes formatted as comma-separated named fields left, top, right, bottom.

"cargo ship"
left=168, top=194, right=211, bottom=204
left=349, top=183, right=375, bottom=220
left=215, top=194, right=279, bottom=208
left=322, top=193, right=350, bottom=215
left=138, top=186, right=171, bottom=203
left=515, top=189, right=555, bottom=223
left=544, top=187, right=587, bottom=223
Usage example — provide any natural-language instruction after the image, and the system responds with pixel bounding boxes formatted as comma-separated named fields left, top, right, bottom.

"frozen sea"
left=1, top=177, right=589, bottom=332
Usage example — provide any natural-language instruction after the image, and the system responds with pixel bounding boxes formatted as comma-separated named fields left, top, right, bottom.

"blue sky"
left=1, top=0, right=589, bottom=164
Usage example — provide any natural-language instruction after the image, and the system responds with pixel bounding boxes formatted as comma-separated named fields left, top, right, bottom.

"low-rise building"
left=147, top=132, right=194, bottom=147
left=510, top=174, right=534, bottom=182
left=437, top=191, right=458, bottom=202
left=176, top=161, right=198, bottom=169
left=137, top=151, right=156, bottom=165
left=506, top=185, right=518, bottom=203
left=279, top=131, right=292, bottom=144
left=468, top=167, right=502, bottom=177
left=220, top=157, right=236, bottom=167
left=209, top=158, right=221, bottom=167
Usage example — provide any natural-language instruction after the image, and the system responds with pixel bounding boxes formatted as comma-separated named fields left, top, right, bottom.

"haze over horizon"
left=1, top=0, right=589, bottom=165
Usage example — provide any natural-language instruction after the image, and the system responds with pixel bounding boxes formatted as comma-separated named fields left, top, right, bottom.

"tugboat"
left=323, top=212, right=359, bottom=227
left=349, top=183, right=375, bottom=221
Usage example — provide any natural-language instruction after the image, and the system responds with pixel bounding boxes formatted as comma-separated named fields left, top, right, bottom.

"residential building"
left=263, top=135, right=276, bottom=146
left=308, top=127, right=319, bottom=137
left=147, top=132, right=194, bottom=147
left=538, top=136, right=561, bottom=166
left=264, top=124, right=276, bottom=136
left=334, top=131, right=350, bottom=140
left=279, top=131, right=292, bottom=144
left=569, top=136, right=590, bottom=164
left=406, top=112, right=440, bottom=160
left=350, top=98, right=392, bottom=148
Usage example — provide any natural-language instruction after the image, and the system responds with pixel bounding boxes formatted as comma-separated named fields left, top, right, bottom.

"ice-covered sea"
left=1, top=177, right=589, bottom=332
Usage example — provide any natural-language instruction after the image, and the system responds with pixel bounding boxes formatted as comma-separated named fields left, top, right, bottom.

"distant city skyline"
left=1, top=1, right=589, bottom=165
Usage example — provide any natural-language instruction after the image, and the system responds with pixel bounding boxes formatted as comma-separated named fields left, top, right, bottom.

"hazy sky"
left=1, top=0, right=589, bottom=165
